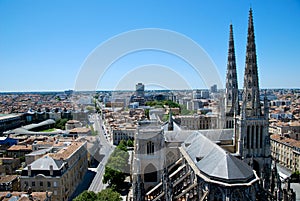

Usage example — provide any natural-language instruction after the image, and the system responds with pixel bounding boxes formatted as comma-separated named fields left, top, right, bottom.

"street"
left=88, top=113, right=115, bottom=192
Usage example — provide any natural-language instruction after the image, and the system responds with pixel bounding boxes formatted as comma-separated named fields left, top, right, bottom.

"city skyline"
left=0, top=0, right=300, bottom=92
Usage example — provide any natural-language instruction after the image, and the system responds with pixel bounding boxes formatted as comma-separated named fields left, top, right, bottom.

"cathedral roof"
left=182, top=132, right=258, bottom=184
left=164, top=130, right=195, bottom=142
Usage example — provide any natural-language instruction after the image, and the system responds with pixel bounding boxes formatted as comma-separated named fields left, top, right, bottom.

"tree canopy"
left=74, top=189, right=122, bottom=201
left=103, top=143, right=129, bottom=191
left=54, top=118, right=68, bottom=130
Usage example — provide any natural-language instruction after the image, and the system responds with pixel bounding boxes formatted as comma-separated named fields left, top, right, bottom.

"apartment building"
left=270, top=134, right=300, bottom=172
left=112, top=126, right=136, bottom=145
left=20, top=141, right=88, bottom=201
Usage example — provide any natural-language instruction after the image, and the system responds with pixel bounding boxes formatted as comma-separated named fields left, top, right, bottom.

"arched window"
left=144, top=163, right=157, bottom=182
left=231, top=189, right=243, bottom=201
left=247, top=126, right=250, bottom=149
left=147, top=141, right=154, bottom=155
left=213, top=188, right=223, bottom=201
left=248, top=93, right=251, bottom=101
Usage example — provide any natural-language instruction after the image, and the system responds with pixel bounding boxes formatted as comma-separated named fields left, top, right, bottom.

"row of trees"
left=145, top=100, right=195, bottom=116
left=74, top=140, right=131, bottom=201
left=103, top=140, right=130, bottom=191
left=145, top=100, right=180, bottom=108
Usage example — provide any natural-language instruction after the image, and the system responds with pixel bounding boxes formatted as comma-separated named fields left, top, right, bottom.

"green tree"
left=127, top=139, right=134, bottom=147
left=97, top=188, right=122, bottom=201
left=103, top=166, right=126, bottom=190
left=54, top=118, right=68, bottom=130
left=73, top=189, right=121, bottom=201
left=103, top=143, right=129, bottom=191
left=117, top=140, right=127, bottom=151
left=144, top=108, right=150, bottom=119
left=73, top=190, right=96, bottom=201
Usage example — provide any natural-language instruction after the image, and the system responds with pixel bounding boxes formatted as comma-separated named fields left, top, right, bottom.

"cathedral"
left=131, top=9, right=295, bottom=201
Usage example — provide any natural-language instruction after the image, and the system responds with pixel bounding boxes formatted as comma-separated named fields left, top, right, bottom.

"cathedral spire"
left=242, top=8, right=261, bottom=117
left=225, top=24, right=239, bottom=117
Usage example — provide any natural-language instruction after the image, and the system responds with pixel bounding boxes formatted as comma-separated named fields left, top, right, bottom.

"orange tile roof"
left=271, top=134, right=300, bottom=148
left=0, top=191, right=52, bottom=201
left=69, top=127, right=91, bottom=133
left=48, top=142, right=84, bottom=160
left=7, top=145, right=32, bottom=151
left=0, top=175, right=18, bottom=183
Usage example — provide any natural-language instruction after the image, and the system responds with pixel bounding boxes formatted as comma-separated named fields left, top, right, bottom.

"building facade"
left=270, top=134, right=300, bottom=172
left=20, top=142, right=87, bottom=201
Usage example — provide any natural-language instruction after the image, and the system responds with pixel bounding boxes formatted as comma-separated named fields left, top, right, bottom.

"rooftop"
left=48, top=142, right=84, bottom=160
left=271, top=134, right=300, bottom=148
left=0, top=175, right=18, bottom=183
left=69, top=127, right=91, bottom=133
left=181, top=132, right=257, bottom=184
left=0, top=191, right=52, bottom=201
left=7, top=145, right=32, bottom=151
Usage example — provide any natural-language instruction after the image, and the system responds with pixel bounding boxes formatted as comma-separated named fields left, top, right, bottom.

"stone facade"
left=20, top=142, right=88, bottom=201
left=175, top=115, right=218, bottom=130
left=270, top=134, right=300, bottom=172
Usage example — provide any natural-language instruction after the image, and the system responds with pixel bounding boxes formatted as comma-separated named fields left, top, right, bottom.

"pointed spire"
left=242, top=8, right=262, bottom=117
left=225, top=24, right=239, bottom=116
left=168, top=110, right=173, bottom=131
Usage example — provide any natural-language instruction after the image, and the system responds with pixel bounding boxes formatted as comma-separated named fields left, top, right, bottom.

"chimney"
left=28, top=165, right=31, bottom=176
left=50, top=165, right=53, bottom=176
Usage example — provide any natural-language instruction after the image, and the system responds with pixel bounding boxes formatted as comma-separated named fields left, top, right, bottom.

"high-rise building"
left=135, top=83, right=145, bottom=98
left=210, top=84, right=217, bottom=93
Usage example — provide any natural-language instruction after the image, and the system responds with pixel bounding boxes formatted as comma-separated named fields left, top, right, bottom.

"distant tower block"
left=210, top=84, right=217, bottom=93
left=135, top=83, right=145, bottom=98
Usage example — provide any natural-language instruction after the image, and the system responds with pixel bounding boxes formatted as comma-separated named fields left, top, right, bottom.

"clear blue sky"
left=0, top=0, right=299, bottom=91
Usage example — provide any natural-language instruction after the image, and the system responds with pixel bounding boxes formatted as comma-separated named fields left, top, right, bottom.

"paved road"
left=88, top=113, right=114, bottom=192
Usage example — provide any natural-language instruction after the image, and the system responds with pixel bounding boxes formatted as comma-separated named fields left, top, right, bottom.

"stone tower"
left=236, top=8, right=271, bottom=190
left=225, top=24, right=239, bottom=129
left=132, top=120, right=165, bottom=200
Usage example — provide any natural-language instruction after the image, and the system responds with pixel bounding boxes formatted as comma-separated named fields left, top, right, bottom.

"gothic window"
left=144, top=163, right=157, bottom=182
left=213, top=188, right=223, bottom=201
left=228, top=93, right=232, bottom=101
left=247, top=126, right=250, bottom=149
left=247, top=93, right=251, bottom=101
left=147, top=141, right=154, bottom=155
left=260, top=126, right=263, bottom=148
left=251, top=125, right=255, bottom=148
left=256, top=126, right=259, bottom=149
left=248, top=80, right=252, bottom=88
left=231, top=189, right=243, bottom=201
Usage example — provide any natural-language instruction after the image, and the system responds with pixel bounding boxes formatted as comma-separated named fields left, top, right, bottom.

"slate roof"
left=164, top=129, right=233, bottom=143
left=182, top=132, right=256, bottom=183
left=199, top=129, right=234, bottom=142
left=25, top=155, right=64, bottom=170
left=164, top=130, right=195, bottom=143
